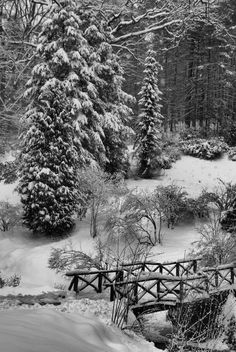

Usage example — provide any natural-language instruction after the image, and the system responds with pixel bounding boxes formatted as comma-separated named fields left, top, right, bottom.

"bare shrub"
left=190, top=216, right=235, bottom=267
left=0, top=272, right=21, bottom=288
left=0, top=201, right=22, bottom=231
left=77, top=167, right=127, bottom=238
left=153, top=185, right=189, bottom=228
left=48, top=240, right=107, bottom=273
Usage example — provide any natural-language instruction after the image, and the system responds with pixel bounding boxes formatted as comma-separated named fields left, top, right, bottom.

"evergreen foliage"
left=18, top=0, right=133, bottom=235
left=79, top=7, right=133, bottom=174
left=18, top=0, right=88, bottom=235
left=135, top=50, right=164, bottom=178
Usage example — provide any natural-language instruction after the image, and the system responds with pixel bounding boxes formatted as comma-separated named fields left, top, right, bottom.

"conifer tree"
left=18, top=0, right=134, bottom=234
left=79, top=7, right=133, bottom=174
left=18, top=0, right=93, bottom=235
left=135, top=49, right=164, bottom=178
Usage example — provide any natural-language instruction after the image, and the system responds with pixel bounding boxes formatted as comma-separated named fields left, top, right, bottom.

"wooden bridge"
left=66, top=258, right=236, bottom=317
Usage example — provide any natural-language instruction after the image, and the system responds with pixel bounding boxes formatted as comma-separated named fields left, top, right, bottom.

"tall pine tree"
left=79, top=7, right=134, bottom=174
left=135, top=50, right=164, bottom=178
left=18, top=0, right=134, bottom=234
left=18, top=0, right=94, bottom=235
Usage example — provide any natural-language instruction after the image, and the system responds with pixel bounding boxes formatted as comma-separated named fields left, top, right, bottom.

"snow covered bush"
left=0, top=160, right=18, bottom=183
left=48, top=242, right=105, bottom=273
left=0, top=272, right=21, bottom=288
left=153, top=185, right=190, bottom=228
left=180, top=137, right=228, bottom=160
left=158, top=145, right=182, bottom=170
left=0, top=201, right=22, bottom=231
left=190, top=216, right=235, bottom=266
left=135, top=50, right=164, bottom=178
left=199, top=181, right=236, bottom=232
left=228, top=147, right=236, bottom=161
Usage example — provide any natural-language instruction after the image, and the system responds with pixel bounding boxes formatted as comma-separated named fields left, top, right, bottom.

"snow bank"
left=0, top=298, right=159, bottom=352
left=128, top=154, right=236, bottom=197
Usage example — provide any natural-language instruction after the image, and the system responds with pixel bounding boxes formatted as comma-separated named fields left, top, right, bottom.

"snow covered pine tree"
left=135, top=49, right=164, bottom=178
left=79, top=7, right=133, bottom=175
left=18, top=0, right=93, bottom=235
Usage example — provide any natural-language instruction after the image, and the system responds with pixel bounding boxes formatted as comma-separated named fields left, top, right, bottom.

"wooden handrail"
left=104, top=273, right=208, bottom=286
left=202, top=262, right=236, bottom=272
left=121, top=258, right=202, bottom=267
left=65, top=269, right=120, bottom=276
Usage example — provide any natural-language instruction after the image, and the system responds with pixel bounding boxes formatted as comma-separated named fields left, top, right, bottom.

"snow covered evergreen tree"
left=18, top=0, right=134, bottom=234
left=18, top=0, right=94, bottom=235
left=135, top=50, right=164, bottom=178
left=79, top=7, right=133, bottom=174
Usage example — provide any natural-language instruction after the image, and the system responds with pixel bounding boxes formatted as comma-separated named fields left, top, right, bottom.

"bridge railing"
left=107, top=272, right=209, bottom=305
left=65, top=258, right=202, bottom=294
left=202, top=262, right=236, bottom=291
left=121, top=258, right=202, bottom=277
left=65, top=269, right=124, bottom=294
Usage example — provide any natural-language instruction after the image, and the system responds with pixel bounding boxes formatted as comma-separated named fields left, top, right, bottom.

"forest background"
left=1, top=0, right=236, bottom=151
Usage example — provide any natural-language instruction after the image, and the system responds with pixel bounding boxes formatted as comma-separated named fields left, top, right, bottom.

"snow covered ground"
left=0, top=298, right=158, bottom=352
left=1, top=154, right=236, bottom=293
left=127, top=154, right=236, bottom=197
left=1, top=154, right=236, bottom=351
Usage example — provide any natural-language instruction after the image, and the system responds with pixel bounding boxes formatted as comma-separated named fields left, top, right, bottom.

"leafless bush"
left=0, top=201, right=22, bottom=231
left=190, top=215, right=235, bottom=267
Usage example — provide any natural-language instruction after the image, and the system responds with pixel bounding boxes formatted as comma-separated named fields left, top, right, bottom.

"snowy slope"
left=0, top=298, right=159, bottom=352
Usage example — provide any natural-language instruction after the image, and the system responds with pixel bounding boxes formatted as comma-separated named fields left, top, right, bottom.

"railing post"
left=179, top=280, right=184, bottom=302
left=98, top=273, right=103, bottom=293
left=116, top=270, right=124, bottom=283
left=110, top=285, right=116, bottom=301
left=159, top=264, right=163, bottom=275
left=193, top=260, right=197, bottom=273
left=205, top=276, right=209, bottom=294
left=73, top=276, right=79, bottom=293
left=157, top=279, right=161, bottom=301
left=133, top=283, right=138, bottom=304
left=214, top=270, right=219, bottom=288
left=231, top=267, right=235, bottom=285
left=176, top=263, right=180, bottom=277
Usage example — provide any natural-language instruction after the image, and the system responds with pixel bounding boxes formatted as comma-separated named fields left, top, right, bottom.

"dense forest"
left=1, top=0, right=236, bottom=145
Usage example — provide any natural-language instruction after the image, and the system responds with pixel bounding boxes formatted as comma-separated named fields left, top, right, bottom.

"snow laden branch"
left=111, top=19, right=182, bottom=43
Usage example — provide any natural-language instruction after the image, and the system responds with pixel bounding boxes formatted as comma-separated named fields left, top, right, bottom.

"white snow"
left=1, top=155, right=236, bottom=293
left=0, top=299, right=159, bottom=352
left=127, top=154, right=236, bottom=197
left=1, top=154, right=236, bottom=351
